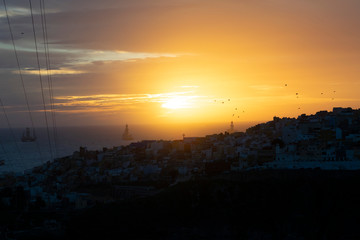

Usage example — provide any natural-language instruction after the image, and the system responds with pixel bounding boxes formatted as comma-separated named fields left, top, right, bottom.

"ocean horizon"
left=0, top=122, right=256, bottom=174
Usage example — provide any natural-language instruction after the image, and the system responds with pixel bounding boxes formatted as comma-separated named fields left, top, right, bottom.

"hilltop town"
left=2, top=107, right=360, bottom=238
left=1, top=107, right=360, bottom=212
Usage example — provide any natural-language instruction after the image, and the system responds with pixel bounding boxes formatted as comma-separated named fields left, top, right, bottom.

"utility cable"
left=2, top=0, right=44, bottom=163
left=40, top=0, right=58, bottom=158
left=29, top=0, right=53, bottom=161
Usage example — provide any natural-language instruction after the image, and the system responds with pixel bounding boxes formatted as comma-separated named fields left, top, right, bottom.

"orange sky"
left=1, top=0, right=360, bottom=129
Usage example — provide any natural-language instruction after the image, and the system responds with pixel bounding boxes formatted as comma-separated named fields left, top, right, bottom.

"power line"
left=2, top=0, right=44, bottom=163
left=42, top=0, right=58, bottom=158
left=29, top=0, right=53, bottom=161
left=40, top=0, right=58, bottom=158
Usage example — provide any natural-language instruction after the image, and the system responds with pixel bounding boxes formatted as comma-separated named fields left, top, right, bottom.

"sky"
left=1, top=0, right=360, bottom=130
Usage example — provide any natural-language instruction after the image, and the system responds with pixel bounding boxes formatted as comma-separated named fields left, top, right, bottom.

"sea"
left=0, top=122, right=256, bottom=174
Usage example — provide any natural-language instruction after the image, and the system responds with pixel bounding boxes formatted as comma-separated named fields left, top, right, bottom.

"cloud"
left=71, top=49, right=179, bottom=65
left=53, top=91, right=203, bottom=113
left=0, top=6, right=29, bottom=18
left=18, top=67, right=86, bottom=75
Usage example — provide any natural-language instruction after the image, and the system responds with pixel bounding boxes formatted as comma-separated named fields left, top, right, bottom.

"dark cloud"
left=22, top=0, right=359, bottom=54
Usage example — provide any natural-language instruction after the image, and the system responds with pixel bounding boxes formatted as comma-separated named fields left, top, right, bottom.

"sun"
left=161, top=96, right=192, bottom=109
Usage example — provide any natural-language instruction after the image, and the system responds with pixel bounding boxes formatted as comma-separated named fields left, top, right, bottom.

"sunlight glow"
left=161, top=96, right=193, bottom=109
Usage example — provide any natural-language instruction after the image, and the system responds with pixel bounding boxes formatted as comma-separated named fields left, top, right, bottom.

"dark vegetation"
left=2, top=169, right=360, bottom=239
left=66, top=169, right=360, bottom=239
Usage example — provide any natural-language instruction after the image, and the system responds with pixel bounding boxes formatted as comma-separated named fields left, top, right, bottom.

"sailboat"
left=21, top=127, right=36, bottom=142
left=122, top=124, right=133, bottom=141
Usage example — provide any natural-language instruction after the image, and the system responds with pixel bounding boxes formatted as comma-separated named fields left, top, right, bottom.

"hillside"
left=63, top=169, right=360, bottom=239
